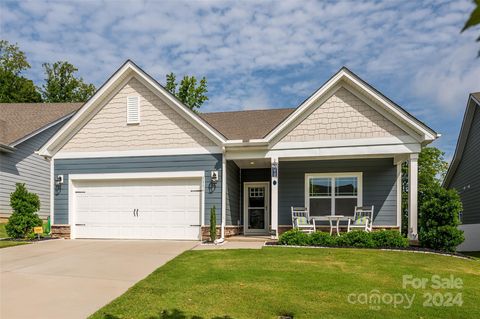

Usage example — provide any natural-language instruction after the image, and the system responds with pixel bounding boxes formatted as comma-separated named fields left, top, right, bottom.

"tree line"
left=0, top=39, right=208, bottom=111
left=0, top=40, right=95, bottom=103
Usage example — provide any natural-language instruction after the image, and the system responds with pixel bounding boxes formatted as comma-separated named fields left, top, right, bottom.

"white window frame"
left=126, top=95, right=140, bottom=124
left=304, top=172, right=363, bottom=216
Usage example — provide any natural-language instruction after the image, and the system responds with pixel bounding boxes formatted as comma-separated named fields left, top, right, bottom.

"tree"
left=41, top=61, right=95, bottom=102
left=210, top=206, right=217, bottom=242
left=418, top=186, right=464, bottom=252
left=401, top=147, right=449, bottom=234
left=5, top=183, right=43, bottom=239
left=165, top=72, right=208, bottom=112
left=401, top=147, right=464, bottom=251
left=462, top=0, right=480, bottom=57
left=0, top=40, right=42, bottom=102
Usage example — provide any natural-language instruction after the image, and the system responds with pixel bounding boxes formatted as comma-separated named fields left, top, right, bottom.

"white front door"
left=73, top=178, right=202, bottom=240
left=243, top=182, right=269, bottom=235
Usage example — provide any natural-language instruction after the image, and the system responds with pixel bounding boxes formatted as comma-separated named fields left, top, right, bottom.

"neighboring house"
left=0, top=103, right=82, bottom=219
left=444, top=93, right=480, bottom=251
left=37, top=60, right=438, bottom=240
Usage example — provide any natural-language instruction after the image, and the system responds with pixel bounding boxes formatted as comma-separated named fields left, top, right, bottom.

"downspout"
left=50, top=157, right=54, bottom=231
left=220, top=146, right=227, bottom=240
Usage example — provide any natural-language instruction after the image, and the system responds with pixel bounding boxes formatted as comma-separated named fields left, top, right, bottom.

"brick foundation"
left=51, top=225, right=71, bottom=239
left=201, top=226, right=243, bottom=240
left=49, top=224, right=399, bottom=241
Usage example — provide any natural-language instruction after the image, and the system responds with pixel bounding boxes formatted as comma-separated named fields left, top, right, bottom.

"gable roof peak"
left=37, top=60, right=227, bottom=157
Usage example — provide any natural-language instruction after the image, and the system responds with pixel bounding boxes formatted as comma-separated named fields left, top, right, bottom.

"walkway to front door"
left=243, top=182, right=270, bottom=235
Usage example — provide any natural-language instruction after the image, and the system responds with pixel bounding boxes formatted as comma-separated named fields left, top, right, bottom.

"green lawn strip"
left=90, top=247, right=480, bottom=319
left=462, top=251, right=480, bottom=259
left=0, top=221, right=50, bottom=239
left=0, top=240, right=29, bottom=249
left=0, top=223, right=7, bottom=238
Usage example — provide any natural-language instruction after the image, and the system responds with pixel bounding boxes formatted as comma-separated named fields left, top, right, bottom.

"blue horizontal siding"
left=449, top=105, right=480, bottom=224
left=278, top=158, right=397, bottom=226
left=54, top=154, right=222, bottom=225
left=226, top=160, right=240, bottom=225
left=0, top=119, right=67, bottom=218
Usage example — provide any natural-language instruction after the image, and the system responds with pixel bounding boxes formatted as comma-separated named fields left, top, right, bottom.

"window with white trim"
left=306, top=173, right=362, bottom=216
left=126, top=96, right=140, bottom=124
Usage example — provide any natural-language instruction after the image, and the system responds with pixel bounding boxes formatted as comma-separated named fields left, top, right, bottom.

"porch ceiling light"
left=250, top=161, right=255, bottom=165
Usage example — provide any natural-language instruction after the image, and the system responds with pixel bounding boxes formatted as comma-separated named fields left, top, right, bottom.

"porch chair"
left=291, top=207, right=316, bottom=233
left=347, top=206, right=374, bottom=232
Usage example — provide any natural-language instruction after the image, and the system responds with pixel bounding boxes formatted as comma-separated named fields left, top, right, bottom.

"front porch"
left=217, top=154, right=419, bottom=240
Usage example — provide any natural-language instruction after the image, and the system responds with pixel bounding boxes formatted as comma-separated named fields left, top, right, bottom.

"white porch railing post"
left=271, top=157, right=279, bottom=239
left=408, top=153, right=419, bottom=240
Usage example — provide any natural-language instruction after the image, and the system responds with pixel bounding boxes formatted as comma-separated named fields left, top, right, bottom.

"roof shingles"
left=199, top=108, right=294, bottom=141
left=0, top=103, right=83, bottom=146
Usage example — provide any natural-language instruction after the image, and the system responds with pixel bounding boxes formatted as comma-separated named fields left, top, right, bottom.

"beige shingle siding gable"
left=61, top=78, right=216, bottom=152
left=281, top=87, right=407, bottom=142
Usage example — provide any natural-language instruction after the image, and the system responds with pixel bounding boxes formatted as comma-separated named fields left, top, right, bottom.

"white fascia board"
left=225, top=142, right=419, bottom=160
left=264, top=69, right=437, bottom=144
left=248, top=139, right=269, bottom=143
left=12, top=112, right=75, bottom=147
left=225, top=149, right=269, bottom=160
left=224, top=140, right=244, bottom=144
left=224, top=139, right=268, bottom=147
left=272, top=136, right=417, bottom=151
left=54, top=146, right=222, bottom=159
left=130, top=65, right=226, bottom=145
left=68, top=171, right=205, bottom=181
left=38, top=60, right=226, bottom=157
left=38, top=62, right=133, bottom=157
left=264, top=71, right=344, bottom=141
left=341, top=84, right=425, bottom=142
left=343, top=74, right=437, bottom=141
left=0, top=144, right=15, bottom=152
left=266, top=143, right=420, bottom=159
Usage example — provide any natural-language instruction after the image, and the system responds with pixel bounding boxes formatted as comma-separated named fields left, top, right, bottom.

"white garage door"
left=73, top=178, right=202, bottom=240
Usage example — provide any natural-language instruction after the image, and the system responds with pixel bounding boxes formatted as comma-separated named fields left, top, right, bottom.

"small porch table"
left=310, top=215, right=353, bottom=235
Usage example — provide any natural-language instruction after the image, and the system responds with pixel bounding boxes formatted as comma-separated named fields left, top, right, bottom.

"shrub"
left=278, top=229, right=409, bottom=249
left=419, top=186, right=464, bottom=252
left=278, top=229, right=310, bottom=246
left=371, top=230, right=409, bottom=248
left=210, top=206, right=216, bottom=242
left=335, top=230, right=376, bottom=248
left=5, top=183, right=43, bottom=239
left=421, top=226, right=465, bottom=253
left=309, top=231, right=335, bottom=246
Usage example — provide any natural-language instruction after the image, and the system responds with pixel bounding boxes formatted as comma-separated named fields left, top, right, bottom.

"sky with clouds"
left=1, top=0, right=479, bottom=159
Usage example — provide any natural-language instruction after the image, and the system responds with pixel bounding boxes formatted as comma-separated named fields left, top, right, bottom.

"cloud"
left=0, top=0, right=479, bottom=159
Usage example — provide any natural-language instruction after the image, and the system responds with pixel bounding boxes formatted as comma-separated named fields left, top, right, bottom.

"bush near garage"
left=5, top=183, right=42, bottom=239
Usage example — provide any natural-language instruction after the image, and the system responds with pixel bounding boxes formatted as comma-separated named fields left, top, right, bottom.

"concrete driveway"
left=0, top=239, right=197, bottom=319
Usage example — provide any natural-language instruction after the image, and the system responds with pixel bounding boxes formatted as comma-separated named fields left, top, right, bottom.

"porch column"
left=221, top=151, right=226, bottom=239
left=271, top=157, right=279, bottom=238
left=408, top=153, right=419, bottom=240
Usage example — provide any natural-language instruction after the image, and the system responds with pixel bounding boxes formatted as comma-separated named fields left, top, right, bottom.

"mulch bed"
left=264, top=241, right=475, bottom=259
left=0, top=236, right=56, bottom=243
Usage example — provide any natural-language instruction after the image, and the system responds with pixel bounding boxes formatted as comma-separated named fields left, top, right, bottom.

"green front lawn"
left=91, top=247, right=480, bottom=319
left=0, top=240, right=28, bottom=249
left=463, top=251, right=480, bottom=259
left=0, top=223, right=7, bottom=238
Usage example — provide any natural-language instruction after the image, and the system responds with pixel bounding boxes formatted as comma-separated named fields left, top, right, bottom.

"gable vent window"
left=127, top=96, right=140, bottom=124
